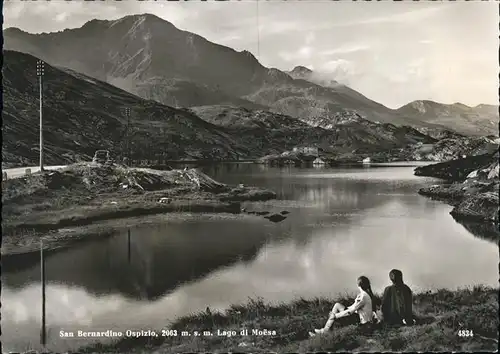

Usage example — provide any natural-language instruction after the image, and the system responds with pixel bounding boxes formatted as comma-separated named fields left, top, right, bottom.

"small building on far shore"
left=293, top=146, right=319, bottom=156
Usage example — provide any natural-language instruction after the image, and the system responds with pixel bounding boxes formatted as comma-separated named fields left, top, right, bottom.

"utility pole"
left=36, top=60, right=45, bottom=172
left=40, top=239, right=47, bottom=348
left=123, top=107, right=131, bottom=165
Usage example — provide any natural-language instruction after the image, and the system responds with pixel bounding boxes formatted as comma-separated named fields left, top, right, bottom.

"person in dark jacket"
left=381, top=269, right=415, bottom=325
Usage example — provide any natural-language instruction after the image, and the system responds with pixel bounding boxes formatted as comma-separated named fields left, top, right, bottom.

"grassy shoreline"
left=78, top=286, right=498, bottom=353
left=1, top=163, right=276, bottom=256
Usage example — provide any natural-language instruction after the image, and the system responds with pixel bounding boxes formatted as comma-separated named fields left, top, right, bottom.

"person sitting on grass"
left=381, top=269, right=416, bottom=326
left=309, top=276, right=378, bottom=337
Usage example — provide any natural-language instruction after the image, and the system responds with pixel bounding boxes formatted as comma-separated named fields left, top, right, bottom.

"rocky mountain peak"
left=3, top=27, right=25, bottom=34
left=290, top=66, right=313, bottom=76
left=475, top=104, right=497, bottom=109
left=82, top=18, right=109, bottom=28
left=110, top=13, right=170, bottom=25
left=451, top=102, right=471, bottom=110
left=409, top=100, right=429, bottom=113
left=241, top=50, right=256, bottom=57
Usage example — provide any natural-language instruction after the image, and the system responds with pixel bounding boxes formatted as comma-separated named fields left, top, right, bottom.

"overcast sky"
left=3, top=0, right=498, bottom=108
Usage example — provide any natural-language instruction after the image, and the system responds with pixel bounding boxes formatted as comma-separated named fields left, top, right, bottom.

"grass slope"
left=83, top=286, right=498, bottom=353
left=1, top=163, right=275, bottom=256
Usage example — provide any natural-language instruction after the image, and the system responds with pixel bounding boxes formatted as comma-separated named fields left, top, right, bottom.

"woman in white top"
left=310, top=276, right=378, bottom=336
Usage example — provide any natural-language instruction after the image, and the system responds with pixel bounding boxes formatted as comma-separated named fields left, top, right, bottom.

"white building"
left=313, top=157, right=325, bottom=165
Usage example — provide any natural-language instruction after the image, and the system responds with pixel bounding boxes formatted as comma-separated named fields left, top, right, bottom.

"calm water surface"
left=2, top=164, right=498, bottom=352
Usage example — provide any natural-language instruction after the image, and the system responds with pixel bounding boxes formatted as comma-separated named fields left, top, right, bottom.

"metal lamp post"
left=36, top=60, right=45, bottom=172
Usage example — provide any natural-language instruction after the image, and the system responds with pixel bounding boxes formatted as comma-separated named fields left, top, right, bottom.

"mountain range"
left=4, top=13, right=498, bottom=137
left=2, top=50, right=435, bottom=167
left=286, top=65, right=498, bottom=137
left=395, top=100, right=498, bottom=137
left=2, top=50, right=247, bottom=166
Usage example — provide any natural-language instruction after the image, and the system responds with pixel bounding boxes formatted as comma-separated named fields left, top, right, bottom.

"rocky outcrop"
left=420, top=137, right=498, bottom=161
left=351, top=136, right=498, bottom=164
left=414, top=153, right=497, bottom=181
left=417, top=154, right=499, bottom=224
left=419, top=181, right=499, bottom=222
left=451, top=187, right=498, bottom=223
left=257, top=151, right=320, bottom=166
left=218, top=187, right=277, bottom=202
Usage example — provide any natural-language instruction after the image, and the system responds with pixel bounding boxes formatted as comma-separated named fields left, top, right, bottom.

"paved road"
left=2, top=165, right=67, bottom=179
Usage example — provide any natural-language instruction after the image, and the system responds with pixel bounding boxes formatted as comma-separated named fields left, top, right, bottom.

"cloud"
left=55, top=12, right=69, bottom=23
left=275, top=30, right=318, bottom=63
left=321, top=59, right=357, bottom=73
left=4, top=1, right=203, bottom=34
left=279, top=46, right=314, bottom=62
left=406, top=58, right=426, bottom=78
left=305, top=32, right=315, bottom=45
left=298, top=46, right=312, bottom=57
left=259, top=21, right=297, bottom=35
left=348, top=5, right=446, bottom=26
left=318, top=59, right=362, bottom=85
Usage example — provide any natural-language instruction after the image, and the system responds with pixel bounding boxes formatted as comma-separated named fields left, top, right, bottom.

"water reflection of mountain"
left=6, top=164, right=485, bottom=305
left=2, top=219, right=271, bottom=301
left=2, top=175, right=397, bottom=302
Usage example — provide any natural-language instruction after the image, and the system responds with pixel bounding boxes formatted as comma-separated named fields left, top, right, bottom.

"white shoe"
left=308, top=331, right=316, bottom=337
left=314, top=328, right=325, bottom=334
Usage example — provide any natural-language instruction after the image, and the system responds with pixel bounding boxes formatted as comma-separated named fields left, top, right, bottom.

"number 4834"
left=458, top=329, right=474, bottom=337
